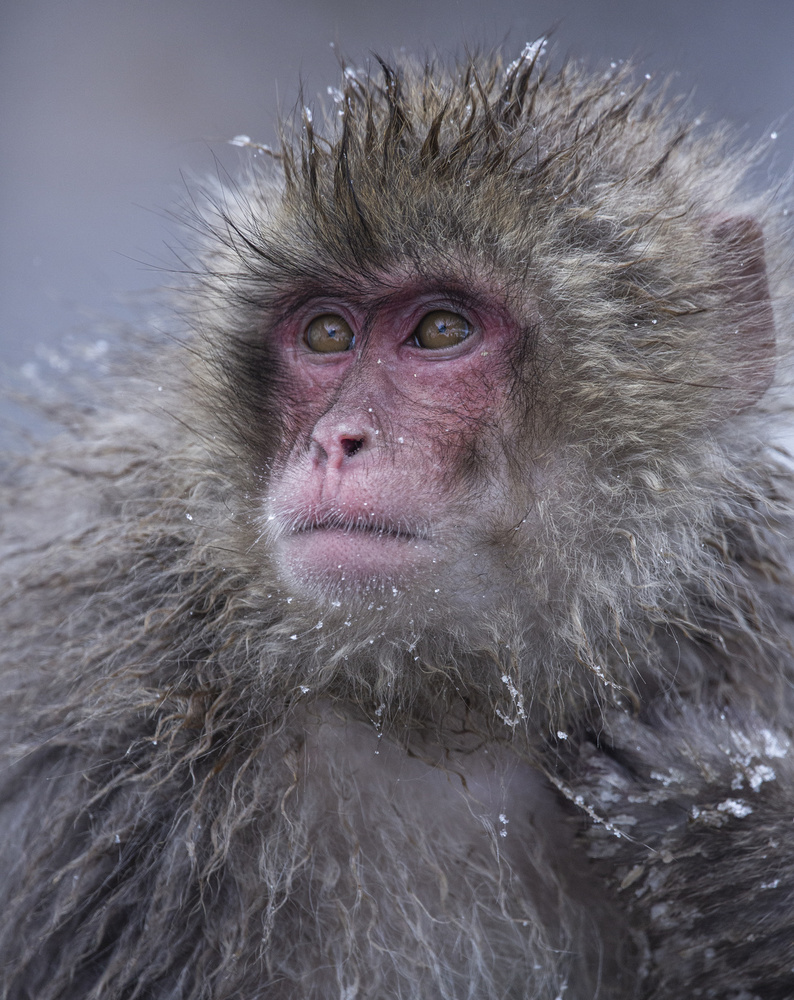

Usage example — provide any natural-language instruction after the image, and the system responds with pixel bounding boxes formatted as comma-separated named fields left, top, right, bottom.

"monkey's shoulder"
left=568, top=709, right=794, bottom=997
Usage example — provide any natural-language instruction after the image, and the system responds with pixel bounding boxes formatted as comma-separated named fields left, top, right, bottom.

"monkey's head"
left=186, top=46, right=781, bottom=707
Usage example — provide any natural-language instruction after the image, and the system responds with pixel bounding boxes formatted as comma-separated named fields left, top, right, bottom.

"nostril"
left=341, top=437, right=365, bottom=458
left=309, top=418, right=372, bottom=467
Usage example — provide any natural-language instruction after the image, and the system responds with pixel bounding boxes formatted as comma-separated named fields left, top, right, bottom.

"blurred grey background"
left=2, top=0, right=793, bottom=374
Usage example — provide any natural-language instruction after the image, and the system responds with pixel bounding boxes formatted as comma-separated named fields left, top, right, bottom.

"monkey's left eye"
left=413, top=311, right=471, bottom=349
left=305, top=314, right=355, bottom=353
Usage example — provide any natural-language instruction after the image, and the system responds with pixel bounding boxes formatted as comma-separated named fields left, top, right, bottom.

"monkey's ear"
left=710, top=215, right=776, bottom=412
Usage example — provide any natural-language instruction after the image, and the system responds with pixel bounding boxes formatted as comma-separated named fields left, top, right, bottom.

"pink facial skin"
left=264, top=282, right=517, bottom=598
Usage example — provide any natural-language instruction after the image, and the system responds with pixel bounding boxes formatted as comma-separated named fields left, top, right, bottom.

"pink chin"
left=278, top=528, right=434, bottom=588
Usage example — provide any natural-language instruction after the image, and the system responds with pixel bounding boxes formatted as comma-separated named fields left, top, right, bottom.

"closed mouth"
left=294, top=518, right=418, bottom=542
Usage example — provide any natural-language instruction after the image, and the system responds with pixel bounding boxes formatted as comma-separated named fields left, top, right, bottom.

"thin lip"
left=290, top=516, right=423, bottom=542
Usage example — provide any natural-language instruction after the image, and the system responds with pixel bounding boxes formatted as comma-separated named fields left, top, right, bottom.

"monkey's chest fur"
left=6, top=673, right=794, bottom=1000
left=201, top=705, right=794, bottom=1000
left=170, top=702, right=633, bottom=999
left=273, top=705, right=639, bottom=999
left=2, top=696, right=638, bottom=1000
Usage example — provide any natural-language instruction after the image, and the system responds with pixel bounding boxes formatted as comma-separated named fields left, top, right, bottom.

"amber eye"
left=413, top=310, right=471, bottom=349
left=305, top=314, right=355, bottom=353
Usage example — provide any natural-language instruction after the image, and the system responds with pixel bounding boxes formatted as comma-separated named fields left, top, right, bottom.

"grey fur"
left=1, top=46, right=793, bottom=998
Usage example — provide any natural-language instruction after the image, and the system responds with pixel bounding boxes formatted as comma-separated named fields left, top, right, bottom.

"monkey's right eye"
left=304, top=314, right=355, bottom=353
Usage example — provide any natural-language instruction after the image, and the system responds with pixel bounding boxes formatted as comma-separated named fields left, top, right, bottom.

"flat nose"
left=309, top=411, right=374, bottom=469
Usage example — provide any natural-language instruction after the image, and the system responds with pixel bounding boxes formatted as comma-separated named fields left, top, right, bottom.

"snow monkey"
left=2, top=41, right=794, bottom=999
